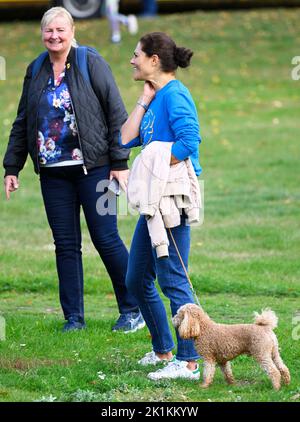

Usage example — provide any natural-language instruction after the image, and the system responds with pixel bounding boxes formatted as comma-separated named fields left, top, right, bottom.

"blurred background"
left=1, top=0, right=300, bottom=19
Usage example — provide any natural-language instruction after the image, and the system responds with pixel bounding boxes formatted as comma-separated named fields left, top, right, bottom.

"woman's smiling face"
left=130, top=42, right=155, bottom=81
left=42, top=15, right=74, bottom=56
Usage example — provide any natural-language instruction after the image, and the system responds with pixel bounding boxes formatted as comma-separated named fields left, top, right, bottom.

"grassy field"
left=0, top=8, right=300, bottom=402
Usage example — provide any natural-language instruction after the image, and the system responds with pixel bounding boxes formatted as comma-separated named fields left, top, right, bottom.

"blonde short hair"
left=41, top=6, right=77, bottom=47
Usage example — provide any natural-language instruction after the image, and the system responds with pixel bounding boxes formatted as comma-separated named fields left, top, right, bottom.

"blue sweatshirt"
left=120, top=79, right=202, bottom=175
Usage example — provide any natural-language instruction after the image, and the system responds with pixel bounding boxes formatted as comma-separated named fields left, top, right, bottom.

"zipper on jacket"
left=35, top=88, right=45, bottom=174
left=65, top=67, right=88, bottom=176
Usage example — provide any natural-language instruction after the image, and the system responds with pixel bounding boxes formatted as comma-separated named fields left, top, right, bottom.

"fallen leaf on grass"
left=0, top=390, right=9, bottom=397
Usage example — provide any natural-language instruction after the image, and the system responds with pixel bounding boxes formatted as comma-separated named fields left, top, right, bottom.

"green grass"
left=0, top=8, right=300, bottom=402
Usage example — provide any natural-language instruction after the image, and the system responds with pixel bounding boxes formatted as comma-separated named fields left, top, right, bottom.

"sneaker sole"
left=62, top=325, right=86, bottom=333
left=148, top=374, right=200, bottom=381
left=138, top=357, right=169, bottom=366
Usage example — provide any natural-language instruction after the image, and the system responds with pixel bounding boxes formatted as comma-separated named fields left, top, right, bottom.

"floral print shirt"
left=37, top=70, right=83, bottom=166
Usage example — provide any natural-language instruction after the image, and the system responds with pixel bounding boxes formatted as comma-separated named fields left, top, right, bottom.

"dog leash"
left=167, top=227, right=202, bottom=308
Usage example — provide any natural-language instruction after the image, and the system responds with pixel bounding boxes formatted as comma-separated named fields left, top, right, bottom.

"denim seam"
left=155, top=256, right=176, bottom=353
left=140, top=254, right=174, bottom=354
left=167, top=227, right=199, bottom=361
left=146, top=299, right=174, bottom=354
left=73, top=198, right=83, bottom=320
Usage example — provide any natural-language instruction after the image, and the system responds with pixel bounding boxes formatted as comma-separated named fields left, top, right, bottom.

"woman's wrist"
left=137, top=100, right=149, bottom=112
left=139, top=95, right=153, bottom=106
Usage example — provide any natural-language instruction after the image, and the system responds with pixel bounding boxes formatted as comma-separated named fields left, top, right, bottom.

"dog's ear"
left=178, top=306, right=201, bottom=339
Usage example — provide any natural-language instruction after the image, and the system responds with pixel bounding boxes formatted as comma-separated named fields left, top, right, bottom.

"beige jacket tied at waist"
left=127, top=141, right=201, bottom=258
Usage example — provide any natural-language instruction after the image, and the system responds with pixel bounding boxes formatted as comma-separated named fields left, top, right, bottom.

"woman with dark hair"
left=120, top=32, right=202, bottom=380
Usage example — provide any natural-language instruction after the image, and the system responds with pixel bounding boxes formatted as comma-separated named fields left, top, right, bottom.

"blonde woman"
left=3, top=7, right=144, bottom=333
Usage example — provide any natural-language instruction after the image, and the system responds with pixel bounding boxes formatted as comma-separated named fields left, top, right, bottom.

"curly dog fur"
left=172, top=304, right=290, bottom=390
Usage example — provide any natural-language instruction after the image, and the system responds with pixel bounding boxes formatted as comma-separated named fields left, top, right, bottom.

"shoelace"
left=142, top=351, right=156, bottom=362
left=155, top=360, right=183, bottom=373
left=129, top=314, right=140, bottom=327
left=116, top=313, right=138, bottom=328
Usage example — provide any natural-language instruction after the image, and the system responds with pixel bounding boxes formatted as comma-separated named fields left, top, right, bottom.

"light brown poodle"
left=172, top=304, right=290, bottom=390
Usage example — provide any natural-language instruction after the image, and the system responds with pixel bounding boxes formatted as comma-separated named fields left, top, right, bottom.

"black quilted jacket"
left=3, top=47, right=129, bottom=177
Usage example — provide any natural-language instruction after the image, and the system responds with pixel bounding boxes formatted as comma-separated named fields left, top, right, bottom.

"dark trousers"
left=40, top=165, right=138, bottom=320
left=142, top=0, right=158, bottom=15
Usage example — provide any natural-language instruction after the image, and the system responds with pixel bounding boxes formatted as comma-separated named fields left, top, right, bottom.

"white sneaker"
left=147, top=358, right=200, bottom=381
left=111, top=32, right=121, bottom=43
left=127, top=15, right=138, bottom=35
left=138, top=350, right=168, bottom=366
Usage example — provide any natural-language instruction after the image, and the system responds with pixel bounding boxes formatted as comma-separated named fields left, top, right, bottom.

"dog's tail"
left=253, top=308, right=278, bottom=329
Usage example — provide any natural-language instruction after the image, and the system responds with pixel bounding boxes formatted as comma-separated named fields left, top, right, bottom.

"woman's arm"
left=3, top=65, right=31, bottom=178
left=120, top=82, right=155, bottom=145
left=167, top=89, right=201, bottom=163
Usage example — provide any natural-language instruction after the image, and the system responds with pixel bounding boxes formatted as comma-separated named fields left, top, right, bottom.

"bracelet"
left=137, top=101, right=149, bottom=112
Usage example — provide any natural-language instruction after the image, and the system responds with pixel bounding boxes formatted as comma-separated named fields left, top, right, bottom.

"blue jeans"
left=40, top=165, right=139, bottom=320
left=126, top=215, right=200, bottom=361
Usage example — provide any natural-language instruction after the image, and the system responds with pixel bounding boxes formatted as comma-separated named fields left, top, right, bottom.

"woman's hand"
left=110, top=169, right=130, bottom=193
left=120, top=82, right=155, bottom=146
left=141, top=81, right=156, bottom=104
left=4, top=175, right=19, bottom=200
left=170, top=154, right=181, bottom=166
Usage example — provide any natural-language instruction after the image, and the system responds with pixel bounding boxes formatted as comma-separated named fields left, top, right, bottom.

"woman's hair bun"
left=174, top=47, right=193, bottom=68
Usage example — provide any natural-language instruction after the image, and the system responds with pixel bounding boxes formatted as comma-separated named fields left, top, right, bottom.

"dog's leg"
left=201, top=360, right=216, bottom=388
left=220, top=362, right=235, bottom=385
left=272, top=347, right=291, bottom=385
left=257, top=356, right=281, bottom=391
